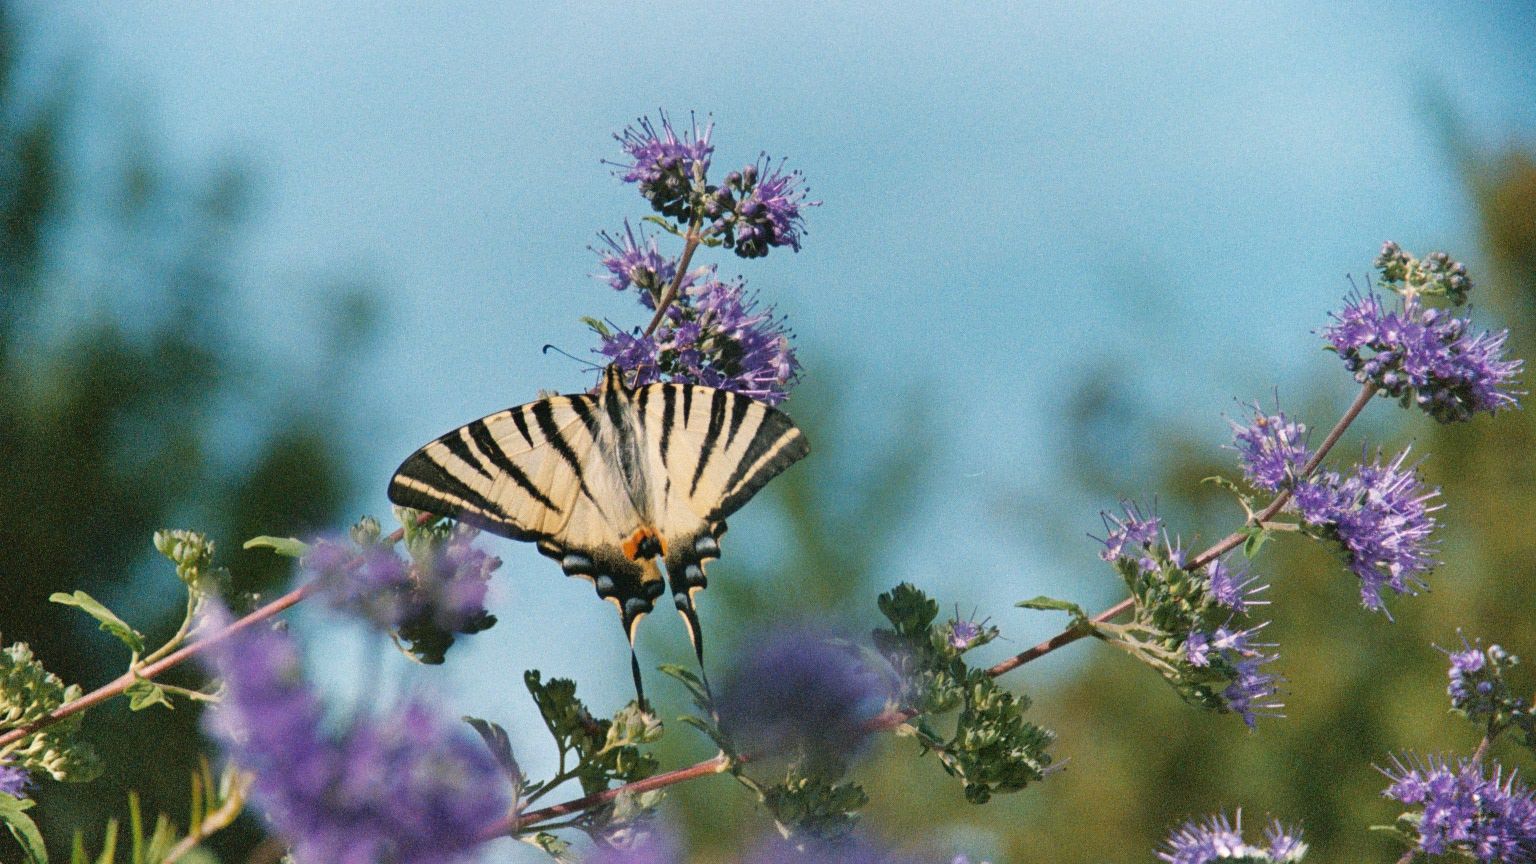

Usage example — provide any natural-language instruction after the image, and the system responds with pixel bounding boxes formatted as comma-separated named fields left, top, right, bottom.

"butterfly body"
left=388, top=367, right=809, bottom=697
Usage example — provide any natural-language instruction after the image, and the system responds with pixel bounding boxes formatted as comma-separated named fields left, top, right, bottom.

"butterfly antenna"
left=540, top=343, right=604, bottom=372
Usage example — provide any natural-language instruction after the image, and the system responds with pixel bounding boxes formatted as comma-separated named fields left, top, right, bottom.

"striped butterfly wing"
left=387, top=392, right=665, bottom=640
left=639, top=382, right=810, bottom=659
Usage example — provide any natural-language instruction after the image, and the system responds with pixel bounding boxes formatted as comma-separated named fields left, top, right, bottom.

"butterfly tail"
left=664, top=521, right=726, bottom=674
left=540, top=540, right=663, bottom=706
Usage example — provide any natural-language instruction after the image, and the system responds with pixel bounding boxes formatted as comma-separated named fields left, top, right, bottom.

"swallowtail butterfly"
left=387, top=366, right=809, bottom=699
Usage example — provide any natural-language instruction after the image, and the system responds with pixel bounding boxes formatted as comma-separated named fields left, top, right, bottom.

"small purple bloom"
left=1322, top=282, right=1521, bottom=424
left=0, top=763, right=30, bottom=797
left=597, top=276, right=800, bottom=404
left=716, top=625, right=890, bottom=765
left=1098, top=502, right=1162, bottom=563
left=1382, top=754, right=1536, bottom=862
left=1230, top=405, right=1311, bottom=492
left=304, top=529, right=499, bottom=648
left=1292, top=450, right=1440, bottom=613
left=199, top=603, right=509, bottom=864
left=1159, top=813, right=1306, bottom=864
left=708, top=157, right=816, bottom=259
left=1205, top=559, right=1266, bottom=614
left=612, top=113, right=714, bottom=219
left=947, top=619, right=982, bottom=651
left=583, top=829, right=677, bottom=864
left=594, top=222, right=687, bottom=307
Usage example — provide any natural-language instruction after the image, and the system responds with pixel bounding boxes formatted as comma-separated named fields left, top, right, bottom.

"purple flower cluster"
left=1159, top=813, right=1306, bottom=864
left=1231, top=406, right=1311, bottom=492
left=0, top=762, right=30, bottom=797
left=595, top=222, right=693, bottom=307
left=1382, top=754, right=1536, bottom=862
left=716, top=625, right=890, bottom=766
left=1182, top=620, right=1283, bottom=729
left=1097, top=502, right=1163, bottom=564
left=304, top=528, right=498, bottom=638
left=1442, top=635, right=1530, bottom=732
left=598, top=276, right=799, bottom=403
left=705, top=158, right=815, bottom=258
left=1291, top=449, right=1440, bottom=613
left=742, top=836, right=921, bottom=864
left=612, top=113, right=714, bottom=220
left=199, top=604, right=509, bottom=864
left=1323, top=290, right=1520, bottom=424
left=1205, top=559, right=1268, bottom=615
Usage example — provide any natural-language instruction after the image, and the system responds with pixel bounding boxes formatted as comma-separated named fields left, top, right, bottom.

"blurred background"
left=3, top=2, right=1534, bottom=861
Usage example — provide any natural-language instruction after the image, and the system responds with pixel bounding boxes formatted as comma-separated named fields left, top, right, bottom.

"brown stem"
left=641, top=227, right=701, bottom=339
left=0, top=511, right=437, bottom=750
left=989, top=382, right=1379, bottom=677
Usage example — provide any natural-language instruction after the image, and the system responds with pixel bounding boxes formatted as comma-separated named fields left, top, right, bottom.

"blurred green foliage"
left=0, top=8, right=368, bottom=859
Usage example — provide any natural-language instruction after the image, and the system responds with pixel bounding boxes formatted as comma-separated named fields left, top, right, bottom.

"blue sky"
left=29, top=2, right=1536, bottom=853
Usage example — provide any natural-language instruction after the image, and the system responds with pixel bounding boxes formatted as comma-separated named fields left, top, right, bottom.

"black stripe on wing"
left=708, top=408, right=810, bottom=522
left=388, top=449, right=548, bottom=543
left=663, top=522, right=728, bottom=664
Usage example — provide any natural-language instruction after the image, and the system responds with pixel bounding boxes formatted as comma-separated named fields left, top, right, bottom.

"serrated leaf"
left=464, top=716, right=524, bottom=794
left=241, top=536, right=310, bottom=558
left=0, top=794, right=48, bottom=864
left=126, top=679, right=173, bottom=712
left=50, top=591, right=144, bottom=654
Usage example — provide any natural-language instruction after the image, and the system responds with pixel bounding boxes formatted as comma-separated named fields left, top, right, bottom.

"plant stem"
left=990, top=382, right=1376, bottom=678
left=0, top=512, right=437, bottom=750
left=641, top=222, right=701, bottom=339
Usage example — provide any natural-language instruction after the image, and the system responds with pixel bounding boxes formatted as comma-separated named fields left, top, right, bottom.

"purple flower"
left=716, top=625, right=890, bottom=766
left=1180, top=623, right=1283, bottom=729
left=1159, top=813, right=1307, bottom=864
left=1322, top=288, right=1521, bottom=424
left=706, top=157, right=816, bottom=259
left=199, top=603, right=509, bottom=864
left=1292, top=450, right=1440, bottom=613
left=594, top=222, right=694, bottom=308
left=612, top=113, right=714, bottom=219
left=304, top=529, right=499, bottom=653
left=1097, top=502, right=1162, bottom=564
left=1230, top=405, right=1311, bottom=492
left=1382, top=754, right=1536, bottom=861
left=305, top=539, right=412, bottom=627
left=1441, top=635, right=1527, bottom=728
left=0, top=763, right=30, bottom=797
left=947, top=619, right=982, bottom=651
left=597, top=276, right=799, bottom=404
left=583, top=830, right=678, bottom=864
left=1205, top=559, right=1267, bottom=614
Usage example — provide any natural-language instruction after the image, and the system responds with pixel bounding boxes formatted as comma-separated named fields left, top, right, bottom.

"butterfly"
left=387, top=366, right=809, bottom=701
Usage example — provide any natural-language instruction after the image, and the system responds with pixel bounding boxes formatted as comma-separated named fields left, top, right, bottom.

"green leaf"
left=241, top=535, right=310, bottom=558
left=50, top=591, right=144, bottom=654
left=640, top=215, right=683, bottom=236
left=578, top=316, right=613, bottom=338
left=0, top=794, right=48, bottom=864
left=524, top=831, right=578, bottom=863
left=1243, top=527, right=1268, bottom=559
left=125, top=680, right=173, bottom=712
left=464, top=716, right=523, bottom=792
left=91, top=819, right=117, bottom=864
left=1016, top=595, right=1089, bottom=617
